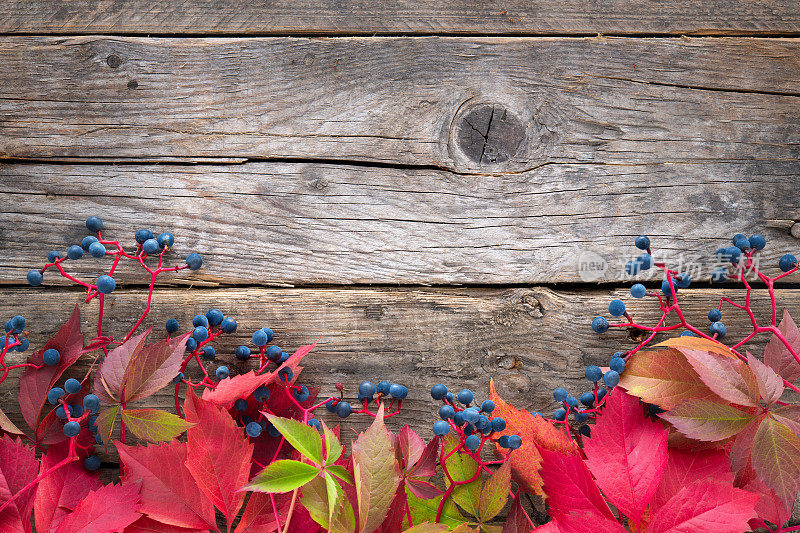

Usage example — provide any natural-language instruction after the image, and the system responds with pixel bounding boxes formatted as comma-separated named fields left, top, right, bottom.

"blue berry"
left=235, top=345, right=251, bottom=361
left=47, top=251, right=62, bottom=263
left=579, top=425, right=591, bottom=437
left=135, top=229, right=153, bottom=244
left=481, top=400, right=495, bottom=413
left=553, top=387, right=568, bottom=402
left=439, top=405, right=455, bottom=419
left=497, top=435, right=510, bottom=448
left=637, top=253, right=652, bottom=270
left=779, top=254, right=797, bottom=273
left=358, top=381, right=377, bottom=399
left=186, top=338, right=198, bottom=352
left=63, top=421, right=80, bottom=437
left=165, top=318, right=180, bottom=333
left=234, top=399, right=248, bottom=412
left=2, top=321, right=10, bottom=333
left=266, top=345, right=282, bottom=362
left=83, top=394, right=100, bottom=413
left=711, top=267, right=729, bottom=283
left=553, top=408, right=566, bottom=421
left=566, top=396, right=579, bottom=409
left=585, top=366, right=602, bottom=382
left=84, top=455, right=101, bottom=471
left=157, top=232, right=175, bottom=248
left=445, top=391, right=454, bottom=403
left=252, top=330, right=268, bottom=347
left=463, top=424, right=475, bottom=436
left=56, top=405, right=67, bottom=419
left=708, top=309, right=722, bottom=322
left=172, top=372, right=184, bottom=384
left=675, top=274, right=691, bottom=289
left=221, top=317, right=237, bottom=333
left=432, top=420, right=450, bottom=436
left=278, top=367, right=293, bottom=382
left=710, top=321, right=727, bottom=338
left=463, top=408, right=480, bottom=423
left=609, top=357, right=626, bottom=373
left=630, top=284, right=646, bottom=298
left=43, top=348, right=61, bottom=366
left=475, top=416, right=491, bottom=431
left=267, top=423, right=281, bottom=437
left=88, top=241, right=106, bottom=258
left=27, top=270, right=43, bottom=286
left=47, top=387, right=64, bottom=405
left=202, top=346, right=216, bottom=360
left=491, top=417, right=506, bottom=432
left=574, top=411, right=589, bottom=423
left=591, top=317, right=609, bottom=333
left=580, top=392, right=595, bottom=406
left=215, top=366, right=229, bottom=380
left=430, top=384, right=448, bottom=400
left=185, top=252, right=203, bottom=270
left=464, top=434, right=480, bottom=451
left=70, top=404, right=84, bottom=417
left=279, top=352, right=290, bottom=363
left=336, top=401, right=352, bottom=418
left=85, top=216, right=103, bottom=232
left=608, top=300, right=626, bottom=317
left=457, top=389, right=473, bottom=405
left=724, top=246, right=742, bottom=264
left=261, top=328, right=275, bottom=342
left=142, top=238, right=159, bottom=255
left=246, top=421, right=263, bottom=438
left=390, top=384, right=408, bottom=399
left=325, top=398, right=337, bottom=413
left=680, top=331, right=697, bottom=337
left=733, top=235, right=751, bottom=251
left=0, top=336, right=7, bottom=349
left=307, top=418, right=322, bottom=431
left=67, top=245, right=83, bottom=260
left=64, top=378, right=81, bottom=394
left=597, top=388, right=608, bottom=401
left=14, top=339, right=28, bottom=353
left=634, top=236, right=650, bottom=250
left=749, top=234, right=766, bottom=250
left=11, top=316, right=26, bottom=331
left=96, top=275, right=116, bottom=294
left=192, top=315, right=209, bottom=328
left=661, top=278, right=675, bottom=298
left=453, top=411, right=466, bottom=426
left=206, top=309, right=224, bottom=326
left=81, top=236, right=99, bottom=251
left=507, top=435, right=522, bottom=449
left=603, top=370, right=620, bottom=388
left=192, top=326, right=209, bottom=342
left=293, top=386, right=310, bottom=402
left=254, top=386, right=271, bottom=402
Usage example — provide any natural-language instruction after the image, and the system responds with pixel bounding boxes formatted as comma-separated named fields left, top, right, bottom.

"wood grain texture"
left=0, top=37, right=799, bottom=171
left=1, top=161, right=798, bottom=285
left=1, top=1, right=799, bottom=36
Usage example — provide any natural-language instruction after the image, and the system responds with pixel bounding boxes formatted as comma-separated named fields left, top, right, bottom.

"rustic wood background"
left=1, top=0, right=800, bottom=525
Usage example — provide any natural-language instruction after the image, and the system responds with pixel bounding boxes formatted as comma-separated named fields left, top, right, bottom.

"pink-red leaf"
left=0, top=435, right=38, bottom=533
left=406, top=479, right=443, bottom=500
left=537, top=445, right=614, bottom=521
left=751, top=415, right=800, bottom=509
left=744, top=475, right=791, bottom=530
left=764, top=310, right=800, bottom=382
left=407, top=436, right=439, bottom=478
left=54, top=482, right=142, bottom=533
left=548, top=510, right=627, bottom=533
left=18, top=305, right=85, bottom=432
left=651, top=447, right=732, bottom=511
left=660, top=399, right=757, bottom=442
left=116, top=440, right=216, bottom=530
left=502, top=493, right=533, bottom=533
left=93, top=329, right=151, bottom=404
left=184, top=388, right=253, bottom=525
left=122, top=333, right=190, bottom=402
left=771, top=405, right=800, bottom=435
left=747, top=352, right=785, bottom=405
left=583, top=389, right=667, bottom=524
left=676, top=341, right=759, bottom=407
left=123, top=516, right=209, bottom=533
left=646, top=481, right=758, bottom=533
left=397, top=425, right=425, bottom=472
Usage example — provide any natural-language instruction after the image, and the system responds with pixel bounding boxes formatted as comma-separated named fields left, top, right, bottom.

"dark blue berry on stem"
left=47, top=251, right=62, bottom=263
left=252, top=330, right=268, bottom=347
left=635, top=236, right=650, bottom=250
left=579, top=425, right=591, bottom=437
left=11, top=315, right=26, bottom=331
left=430, top=383, right=448, bottom=400
left=246, top=421, right=263, bottom=438
left=591, top=317, right=609, bottom=333
left=574, top=411, right=589, bottom=423
left=234, top=399, right=248, bottom=412
left=779, top=254, right=797, bottom=273
left=308, top=418, right=322, bottom=431
left=165, top=318, right=180, bottom=333
left=235, top=345, right=251, bottom=361
left=390, top=384, right=408, bottom=399
left=676, top=274, right=691, bottom=289
left=89, top=241, right=106, bottom=258
left=172, top=372, right=184, bottom=384
left=464, top=434, right=480, bottom=451
left=192, top=326, right=209, bottom=342
left=43, top=348, right=61, bottom=366
left=475, top=416, right=490, bottom=431
left=202, top=346, right=216, bottom=360
left=254, top=386, right=271, bottom=402
left=84, top=455, right=101, bottom=471
left=135, top=229, right=153, bottom=244
left=186, top=338, right=197, bottom=352
left=261, top=328, right=275, bottom=342
left=324, top=398, right=337, bottom=413
left=81, top=236, right=99, bottom=251
left=553, top=387, right=567, bottom=402
left=27, top=270, right=43, bottom=286
left=193, top=315, right=209, bottom=328
left=47, top=387, right=64, bottom=405
left=86, top=216, right=103, bottom=232
left=630, top=283, right=646, bottom=298
left=376, top=380, right=390, bottom=395
left=157, top=232, right=175, bottom=248
left=67, top=245, right=83, bottom=260
left=96, top=275, right=116, bottom=294
left=637, top=253, right=652, bottom=270
left=708, top=309, right=722, bottom=322
left=221, top=317, right=237, bottom=333
left=710, top=321, right=727, bottom=338
left=453, top=411, right=466, bottom=426
left=553, top=409, right=566, bottom=421
left=603, top=370, right=620, bottom=388
left=498, top=435, right=510, bottom=448
left=215, top=366, right=229, bottom=380
left=266, top=345, right=282, bottom=362
left=749, top=234, right=766, bottom=250
left=63, top=421, right=80, bottom=437
left=585, top=366, right=602, bottom=382
left=609, top=357, right=626, bottom=373
left=481, top=400, right=495, bottom=413
left=293, top=386, right=310, bottom=402
left=206, top=309, right=224, bottom=326
left=185, top=252, right=203, bottom=270
left=336, top=401, right=352, bottom=418
left=142, top=238, right=160, bottom=255
left=457, top=389, right=473, bottom=405
left=661, top=279, right=675, bottom=298
left=566, top=396, right=579, bottom=409
left=432, top=420, right=450, bottom=436
left=608, top=299, right=626, bottom=317
left=359, top=381, right=377, bottom=399
left=83, top=394, right=100, bottom=413
left=491, top=417, right=506, bottom=432
left=507, top=435, right=522, bottom=450
left=597, top=388, right=608, bottom=401
left=580, top=392, right=595, bottom=406
left=439, top=405, right=455, bottom=420
left=64, top=378, right=80, bottom=395
left=278, top=367, right=293, bottom=382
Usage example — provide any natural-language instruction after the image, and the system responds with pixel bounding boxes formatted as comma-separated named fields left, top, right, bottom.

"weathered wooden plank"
left=1, top=1, right=799, bottom=36
left=1, top=161, right=798, bottom=285
left=0, top=286, right=797, bottom=454
left=0, top=37, right=798, bottom=172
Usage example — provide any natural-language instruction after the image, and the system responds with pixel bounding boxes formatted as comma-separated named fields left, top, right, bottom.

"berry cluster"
left=0, top=315, right=40, bottom=382
left=45, top=377, right=102, bottom=470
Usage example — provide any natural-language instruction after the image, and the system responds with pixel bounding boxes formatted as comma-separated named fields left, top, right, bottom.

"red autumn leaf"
left=54, top=481, right=142, bottom=533
left=583, top=389, right=667, bottom=525
left=489, top=380, right=578, bottom=496
left=646, top=480, right=758, bottom=533
left=743, top=475, right=792, bottom=531
left=93, top=328, right=151, bottom=404
left=764, top=310, right=800, bottom=382
left=115, top=440, right=216, bottom=530
left=18, top=305, right=85, bottom=432
left=747, top=352, right=785, bottom=405
left=730, top=416, right=763, bottom=487
left=235, top=491, right=293, bottom=533
left=771, top=405, right=800, bottom=435
left=0, top=435, right=38, bottom=533
left=751, top=415, right=800, bottom=509
left=502, top=493, right=533, bottom=533
left=676, top=341, right=759, bottom=407
left=397, top=425, right=425, bottom=471
left=548, top=510, right=627, bottom=533
left=650, top=447, right=732, bottom=511
left=660, top=398, right=757, bottom=442
left=537, top=445, right=614, bottom=521
left=184, top=388, right=254, bottom=526
left=407, top=435, right=439, bottom=478
left=124, top=516, right=209, bottom=533
left=34, top=440, right=102, bottom=533
left=202, top=341, right=316, bottom=409
left=121, top=332, right=191, bottom=402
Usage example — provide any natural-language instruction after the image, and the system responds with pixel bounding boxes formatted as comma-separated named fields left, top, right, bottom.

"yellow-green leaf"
left=752, top=415, right=800, bottom=508
left=326, top=464, right=354, bottom=485
left=246, top=459, right=319, bottom=493
left=443, top=433, right=481, bottom=517
left=406, top=487, right=469, bottom=530
left=265, top=414, right=323, bottom=464
left=323, top=421, right=343, bottom=466
left=302, top=476, right=355, bottom=533
left=121, top=408, right=194, bottom=443
left=478, top=461, right=511, bottom=523
left=95, top=405, right=120, bottom=447
left=660, top=399, right=756, bottom=442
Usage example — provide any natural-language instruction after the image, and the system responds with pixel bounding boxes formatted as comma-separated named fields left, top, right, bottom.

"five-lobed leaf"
left=676, top=341, right=759, bottom=407
left=323, top=421, right=343, bottom=466
left=93, top=328, right=151, bottom=404
left=246, top=459, right=320, bottom=493
left=660, top=398, right=757, bottom=442
left=120, top=408, right=194, bottom=443
left=94, top=405, right=121, bottom=448
left=53, top=481, right=142, bottom=533
left=650, top=447, right=733, bottom=511
left=121, top=333, right=190, bottom=403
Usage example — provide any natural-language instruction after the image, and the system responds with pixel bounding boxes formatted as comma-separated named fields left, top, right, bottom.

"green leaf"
left=120, top=408, right=194, bottom=443
left=752, top=415, right=800, bottom=508
left=265, top=414, right=323, bottom=465
left=352, top=405, right=401, bottom=533
left=95, top=405, right=120, bottom=447
left=403, top=523, right=449, bottom=533
left=442, top=433, right=481, bottom=517
left=478, top=461, right=511, bottom=523
left=407, top=487, right=469, bottom=529
left=326, top=464, right=354, bottom=485
left=246, top=459, right=319, bottom=493
left=324, top=471, right=341, bottom=528
left=660, top=399, right=757, bottom=442
left=323, top=421, right=343, bottom=466
left=301, top=476, right=355, bottom=533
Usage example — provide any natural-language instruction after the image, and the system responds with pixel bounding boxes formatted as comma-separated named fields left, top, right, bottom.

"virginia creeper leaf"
left=0, top=406, right=23, bottom=436
left=442, top=433, right=481, bottom=517
left=676, top=341, right=759, bottom=407
left=730, top=416, right=763, bottom=487
left=0, top=435, right=38, bottom=533
left=115, top=440, right=216, bottom=530
left=323, top=421, right=343, bottom=466
left=478, top=461, right=511, bottom=523
left=583, top=389, right=666, bottom=524
left=771, top=405, right=800, bottom=435
left=744, top=475, right=791, bottom=531
left=93, top=328, right=151, bottom=404
left=352, top=404, right=401, bottom=533
left=747, top=351, right=784, bottom=405
left=397, top=425, right=425, bottom=472
left=120, top=408, right=194, bottom=443
left=408, top=435, right=439, bottom=478
left=502, top=493, right=532, bottom=533
left=54, top=481, right=142, bottom=533
left=660, top=399, right=756, bottom=442
left=235, top=491, right=289, bottom=533
left=326, top=464, right=354, bottom=485
left=548, top=510, right=627, bottom=533
left=646, top=480, right=758, bottom=533
left=121, top=332, right=190, bottom=403
left=651, top=447, right=732, bottom=511
left=764, top=310, right=800, bottom=382
left=488, top=380, right=577, bottom=496
left=184, top=388, right=253, bottom=525
left=751, top=415, right=800, bottom=508
left=536, top=445, right=614, bottom=520
left=265, top=414, right=323, bottom=465
left=95, top=405, right=120, bottom=448
left=403, top=524, right=449, bottom=533
left=302, top=475, right=355, bottom=533
left=247, top=459, right=320, bottom=493
left=406, top=488, right=468, bottom=530
left=124, top=516, right=210, bottom=533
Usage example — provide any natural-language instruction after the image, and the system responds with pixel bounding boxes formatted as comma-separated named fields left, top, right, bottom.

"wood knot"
left=455, top=103, right=525, bottom=166
left=127, top=80, right=138, bottom=89
left=520, top=293, right=544, bottom=318
left=106, top=54, right=122, bottom=68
